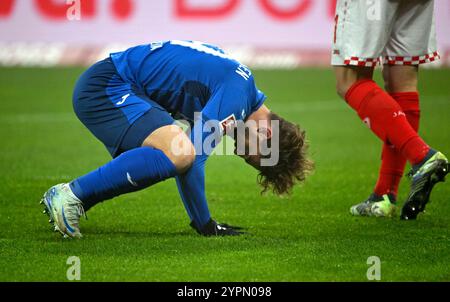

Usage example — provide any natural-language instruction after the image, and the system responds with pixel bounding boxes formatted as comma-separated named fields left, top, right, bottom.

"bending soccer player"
left=40, top=40, right=312, bottom=238
left=332, top=0, right=448, bottom=219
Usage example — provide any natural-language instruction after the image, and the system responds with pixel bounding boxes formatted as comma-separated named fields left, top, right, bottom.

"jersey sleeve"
left=202, top=73, right=267, bottom=125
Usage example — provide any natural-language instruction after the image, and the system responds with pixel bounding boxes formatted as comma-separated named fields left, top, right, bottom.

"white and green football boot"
left=350, top=194, right=397, bottom=217
left=401, top=151, right=449, bottom=220
left=40, top=183, right=86, bottom=238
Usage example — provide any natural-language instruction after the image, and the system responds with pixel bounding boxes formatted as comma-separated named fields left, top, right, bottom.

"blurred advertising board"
left=1, top=0, right=449, bottom=67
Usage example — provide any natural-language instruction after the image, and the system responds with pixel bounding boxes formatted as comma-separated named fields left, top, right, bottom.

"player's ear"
left=258, top=127, right=272, bottom=139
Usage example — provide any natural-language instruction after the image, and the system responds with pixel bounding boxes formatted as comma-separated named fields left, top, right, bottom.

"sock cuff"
left=69, top=181, right=85, bottom=203
left=141, top=147, right=178, bottom=179
left=389, top=91, right=419, bottom=99
left=389, top=92, right=420, bottom=112
left=345, top=79, right=378, bottom=110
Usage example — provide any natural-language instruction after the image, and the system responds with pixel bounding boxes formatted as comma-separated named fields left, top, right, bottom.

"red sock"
left=345, top=80, right=429, bottom=166
left=374, top=92, right=420, bottom=197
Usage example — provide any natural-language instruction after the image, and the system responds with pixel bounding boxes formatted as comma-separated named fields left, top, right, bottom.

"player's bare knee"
left=167, top=129, right=196, bottom=173
left=383, top=65, right=418, bottom=93
left=170, top=147, right=196, bottom=174
left=382, top=66, right=392, bottom=92
left=383, top=80, right=391, bottom=93
left=334, top=67, right=357, bottom=99
left=142, top=124, right=195, bottom=173
left=335, top=76, right=358, bottom=99
left=336, top=81, right=351, bottom=99
left=334, top=66, right=374, bottom=99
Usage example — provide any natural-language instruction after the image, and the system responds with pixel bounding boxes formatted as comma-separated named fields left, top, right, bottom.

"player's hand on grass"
left=190, top=219, right=246, bottom=236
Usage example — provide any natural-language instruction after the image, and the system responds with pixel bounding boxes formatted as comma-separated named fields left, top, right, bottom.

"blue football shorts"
left=72, top=58, right=175, bottom=158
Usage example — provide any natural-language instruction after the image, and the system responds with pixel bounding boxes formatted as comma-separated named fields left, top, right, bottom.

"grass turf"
left=0, top=67, right=449, bottom=282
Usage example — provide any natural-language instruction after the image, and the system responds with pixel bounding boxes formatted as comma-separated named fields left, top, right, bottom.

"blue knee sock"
left=70, top=147, right=177, bottom=211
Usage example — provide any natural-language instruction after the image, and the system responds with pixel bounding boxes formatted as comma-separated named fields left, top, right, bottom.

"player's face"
left=234, top=125, right=263, bottom=170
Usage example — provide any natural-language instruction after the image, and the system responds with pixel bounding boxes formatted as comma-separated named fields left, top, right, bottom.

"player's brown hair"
left=257, top=113, right=314, bottom=196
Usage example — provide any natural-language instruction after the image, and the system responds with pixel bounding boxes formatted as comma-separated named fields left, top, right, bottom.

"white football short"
left=331, top=0, right=440, bottom=67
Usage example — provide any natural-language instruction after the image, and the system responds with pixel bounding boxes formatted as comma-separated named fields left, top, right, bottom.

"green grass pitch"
left=0, top=67, right=449, bottom=281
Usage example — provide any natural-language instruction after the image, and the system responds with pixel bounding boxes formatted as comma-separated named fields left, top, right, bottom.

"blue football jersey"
left=110, top=40, right=266, bottom=125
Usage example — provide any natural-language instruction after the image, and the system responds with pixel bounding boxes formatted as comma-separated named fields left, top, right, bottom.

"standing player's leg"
left=339, top=68, right=447, bottom=218
left=372, top=66, right=420, bottom=201
left=335, top=65, right=412, bottom=217
left=332, top=0, right=448, bottom=218
left=336, top=68, right=431, bottom=173
left=383, top=0, right=449, bottom=219
left=331, top=0, right=398, bottom=216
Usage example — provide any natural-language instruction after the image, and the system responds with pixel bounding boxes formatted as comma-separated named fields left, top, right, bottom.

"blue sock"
left=70, top=147, right=177, bottom=211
